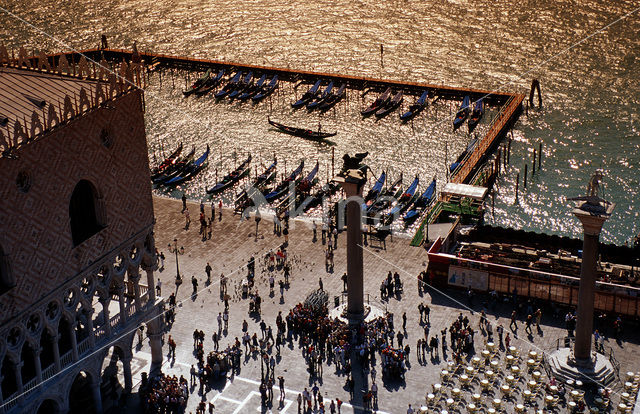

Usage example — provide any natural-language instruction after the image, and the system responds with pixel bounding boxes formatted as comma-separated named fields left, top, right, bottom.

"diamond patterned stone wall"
left=0, top=89, right=153, bottom=325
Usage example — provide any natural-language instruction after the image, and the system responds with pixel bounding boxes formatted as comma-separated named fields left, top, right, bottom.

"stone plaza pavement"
left=112, top=196, right=640, bottom=413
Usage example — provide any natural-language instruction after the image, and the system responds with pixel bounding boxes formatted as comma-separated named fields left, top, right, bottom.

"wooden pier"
left=40, top=48, right=516, bottom=105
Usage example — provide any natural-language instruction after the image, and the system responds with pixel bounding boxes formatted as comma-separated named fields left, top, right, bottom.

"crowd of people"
left=141, top=373, right=189, bottom=414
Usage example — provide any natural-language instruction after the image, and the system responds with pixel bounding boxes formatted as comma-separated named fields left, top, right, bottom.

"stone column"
left=13, top=360, right=24, bottom=395
left=91, top=375, right=103, bottom=414
left=0, top=374, right=4, bottom=414
left=145, top=267, right=156, bottom=303
left=339, top=170, right=366, bottom=324
left=32, top=347, right=42, bottom=384
left=50, top=333, right=61, bottom=373
left=146, top=313, right=164, bottom=375
left=69, top=321, right=79, bottom=362
left=573, top=213, right=608, bottom=361
left=128, top=268, right=142, bottom=313
left=122, top=354, right=133, bottom=394
left=118, top=287, right=128, bottom=327
left=85, top=309, right=95, bottom=350
left=100, top=297, right=111, bottom=337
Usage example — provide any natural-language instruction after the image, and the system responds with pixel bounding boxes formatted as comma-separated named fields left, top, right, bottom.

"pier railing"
left=451, top=93, right=524, bottom=185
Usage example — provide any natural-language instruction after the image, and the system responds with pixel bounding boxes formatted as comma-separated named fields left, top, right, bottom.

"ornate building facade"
left=0, top=46, right=163, bottom=413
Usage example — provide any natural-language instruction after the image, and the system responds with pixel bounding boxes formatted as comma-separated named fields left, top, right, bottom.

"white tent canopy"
left=442, top=183, right=488, bottom=201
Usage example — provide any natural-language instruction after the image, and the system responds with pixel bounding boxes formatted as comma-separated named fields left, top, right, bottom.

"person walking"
left=156, top=278, right=162, bottom=296
left=205, top=262, right=212, bottom=284
left=312, top=220, right=317, bottom=242
left=218, top=199, right=223, bottom=221
left=192, top=275, right=198, bottom=294
left=181, top=193, right=187, bottom=212
left=510, top=310, right=518, bottom=331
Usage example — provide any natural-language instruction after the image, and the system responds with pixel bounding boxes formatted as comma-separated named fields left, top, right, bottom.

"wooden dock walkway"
left=411, top=93, right=525, bottom=246
left=41, top=48, right=516, bottom=105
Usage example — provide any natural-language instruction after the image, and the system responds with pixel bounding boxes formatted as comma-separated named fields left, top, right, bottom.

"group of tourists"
left=141, top=373, right=189, bottom=414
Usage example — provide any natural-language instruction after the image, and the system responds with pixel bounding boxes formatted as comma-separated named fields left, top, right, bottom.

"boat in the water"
left=364, top=171, right=387, bottom=207
left=449, top=138, right=478, bottom=173
left=228, top=71, right=253, bottom=100
left=307, top=81, right=334, bottom=111
left=403, top=178, right=436, bottom=224
left=206, top=154, right=252, bottom=194
left=383, top=175, right=419, bottom=225
left=264, top=160, right=305, bottom=203
left=214, top=71, right=242, bottom=99
left=150, top=142, right=183, bottom=180
left=453, top=95, right=470, bottom=130
left=164, top=145, right=210, bottom=185
left=252, top=75, right=279, bottom=102
left=268, top=119, right=337, bottom=141
left=361, top=87, right=392, bottom=117
left=238, top=74, right=266, bottom=101
left=152, top=146, right=195, bottom=184
left=276, top=161, right=319, bottom=212
left=318, top=82, right=346, bottom=112
left=366, top=173, right=402, bottom=218
left=375, top=91, right=403, bottom=118
left=234, top=159, right=278, bottom=212
left=194, top=69, right=225, bottom=96
left=400, top=90, right=429, bottom=122
left=291, top=80, right=322, bottom=109
left=183, top=69, right=212, bottom=96
left=468, top=98, right=484, bottom=133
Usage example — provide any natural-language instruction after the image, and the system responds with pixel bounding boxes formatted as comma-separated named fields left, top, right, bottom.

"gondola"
left=364, top=171, right=387, bottom=206
left=400, top=90, right=429, bottom=122
left=194, top=69, right=225, bottom=96
left=318, top=83, right=346, bottom=112
left=307, top=81, right=334, bottom=111
left=252, top=75, right=279, bottom=102
left=302, top=181, right=341, bottom=212
left=453, top=95, right=470, bottom=130
left=238, top=74, right=266, bottom=101
left=366, top=173, right=402, bottom=217
left=291, top=80, right=322, bottom=109
left=449, top=138, right=478, bottom=173
left=150, top=142, right=183, bottom=180
left=361, top=87, right=392, bottom=117
left=164, top=145, right=210, bottom=185
left=152, top=146, right=196, bottom=184
left=268, top=119, right=336, bottom=141
left=228, top=71, right=253, bottom=100
left=206, top=154, right=252, bottom=194
left=276, top=162, right=319, bottom=212
left=264, top=160, right=305, bottom=203
left=382, top=176, right=419, bottom=225
left=403, top=178, right=436, bottom=224
left=214, top=71, right=242, bottom=99
left=375, top=91, right=403, bottom=118
left=234, top=159, right=278, bottom=212
left=183, top=69, right=212, bottom=96
left=468, top=98, right=484, bottom=133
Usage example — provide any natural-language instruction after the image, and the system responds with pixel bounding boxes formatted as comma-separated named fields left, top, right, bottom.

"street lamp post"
left=168, top=238, right=185, bottom=285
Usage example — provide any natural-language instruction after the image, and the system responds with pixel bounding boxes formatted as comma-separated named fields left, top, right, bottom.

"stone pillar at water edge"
left=334, top=167, right=367, bottom=324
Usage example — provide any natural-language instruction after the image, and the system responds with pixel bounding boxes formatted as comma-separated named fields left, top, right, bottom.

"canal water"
left=2, top=0, right=639, bottom=244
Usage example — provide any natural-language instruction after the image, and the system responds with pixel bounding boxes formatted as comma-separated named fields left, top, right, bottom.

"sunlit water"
left=2, top=0, right=639, bottom=243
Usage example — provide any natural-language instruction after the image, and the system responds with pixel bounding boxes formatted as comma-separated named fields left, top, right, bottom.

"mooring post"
left=524, top=164, right=528, bottom=188
left=533, top=149, right=536, bottom=175
left=332, top=147, right=335, bottom=178
left=538, top=142, right=542, bottom=169
left=515, top=173, right=519, bottom=203
left=529, top=79, right=542, bottom=108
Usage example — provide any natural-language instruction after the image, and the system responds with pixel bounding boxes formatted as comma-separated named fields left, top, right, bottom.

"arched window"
left=69, top=180, right=104, bottom=247
left=0, top=243, right=15, bottom=293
